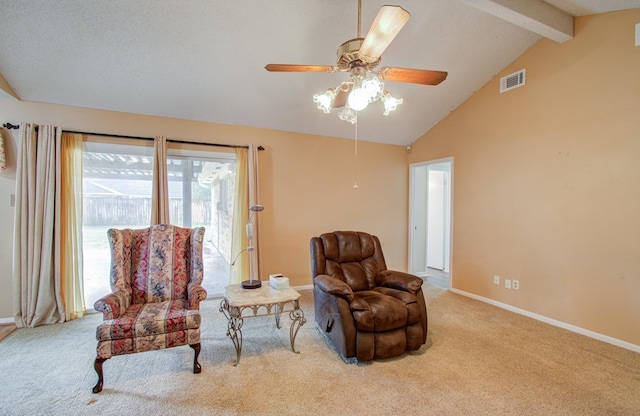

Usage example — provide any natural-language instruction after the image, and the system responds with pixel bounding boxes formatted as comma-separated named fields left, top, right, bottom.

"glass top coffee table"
left=219, top=282, right=306, bottom=365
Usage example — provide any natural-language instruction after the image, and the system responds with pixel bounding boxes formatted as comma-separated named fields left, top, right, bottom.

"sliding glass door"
left=81, top=140, right=235, bottom=310
left=166, top=148, right=236, bottom=297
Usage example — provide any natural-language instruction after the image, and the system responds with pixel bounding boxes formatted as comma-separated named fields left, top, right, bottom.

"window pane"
left=82, top=142, right=154, bottom=309
left=167, top=155, right=236, bottom=297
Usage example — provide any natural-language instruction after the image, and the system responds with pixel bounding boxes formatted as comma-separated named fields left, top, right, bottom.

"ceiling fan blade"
left=332, top=84, right=353, bottom=109
left=359, top=6, right=410, bottom=63
left=379, top=67, right=448, bottom=86
left=265, top=64, right=336, bottom=73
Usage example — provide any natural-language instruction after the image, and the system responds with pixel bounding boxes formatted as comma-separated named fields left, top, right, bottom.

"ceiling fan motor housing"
left=336, top=38, right=380, bottom=72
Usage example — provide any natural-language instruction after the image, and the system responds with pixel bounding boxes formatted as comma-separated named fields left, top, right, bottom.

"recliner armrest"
left=314, top=275, right=354, bottom=303
left=376, top=270, right=423, bottom=295
left=94, top=291, right=130, bottom=320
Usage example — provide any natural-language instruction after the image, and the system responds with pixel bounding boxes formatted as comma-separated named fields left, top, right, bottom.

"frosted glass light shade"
left=381, top=92, right=403, bottom=115
left=338, top=106, right=357, bottom=124
left=313, top=88, right=336, bottom=113
left=362, top=77, right=383, bottom=102
left=347, top=87, right=370, bottom=111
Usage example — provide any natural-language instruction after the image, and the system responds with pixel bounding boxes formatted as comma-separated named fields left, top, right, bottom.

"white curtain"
left=13, top=124, right=64, bottom=327
left=151, top=135, right=170, bottom=225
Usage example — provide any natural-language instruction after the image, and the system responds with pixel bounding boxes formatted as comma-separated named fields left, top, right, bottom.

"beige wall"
left=0, top=100, right=408, bottom=319
left=410, top=10, right=640, bottom=346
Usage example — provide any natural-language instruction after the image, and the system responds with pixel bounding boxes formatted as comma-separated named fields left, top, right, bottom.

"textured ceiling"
left=0, top=0, right=638, bottom=145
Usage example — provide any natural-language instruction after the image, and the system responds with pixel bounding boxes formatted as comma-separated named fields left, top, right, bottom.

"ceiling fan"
left=265, top=1, right=448, bottom=122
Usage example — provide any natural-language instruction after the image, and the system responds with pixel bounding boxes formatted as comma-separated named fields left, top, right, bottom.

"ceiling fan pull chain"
left=353, top=114, right=359, bottom=190
left=355, top=114, right=358, bottom=157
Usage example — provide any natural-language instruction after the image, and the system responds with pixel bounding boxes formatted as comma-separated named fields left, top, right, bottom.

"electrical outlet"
left=512, top=280, right=519, bottom=290
left=493, top=275, right=500, bottom=285
left=505, top=279, right=511, bottom=289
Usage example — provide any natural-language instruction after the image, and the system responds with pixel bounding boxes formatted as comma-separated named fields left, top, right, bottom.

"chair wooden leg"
left=92, top=358, right=108, bottom=393
left=190, top=343, right=202, bottom=374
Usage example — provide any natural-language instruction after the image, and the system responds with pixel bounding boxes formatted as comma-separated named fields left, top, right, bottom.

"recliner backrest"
left=311, top=231, right=387, bottom=291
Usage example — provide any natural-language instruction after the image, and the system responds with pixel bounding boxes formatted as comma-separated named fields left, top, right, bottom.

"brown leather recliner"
left=310, top=231, right=427, bottom=362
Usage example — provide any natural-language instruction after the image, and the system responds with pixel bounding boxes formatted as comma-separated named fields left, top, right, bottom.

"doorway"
left=409, top=158, right=453, bottom=289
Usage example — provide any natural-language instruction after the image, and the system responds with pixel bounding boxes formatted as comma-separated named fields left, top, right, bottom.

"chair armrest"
left=94, top=291, right=130, bottom=320
left=188, top=283, right=208, bottom=310
left=376, top=270, right=423, bottom=295
left=314, top=275, right=354, bottom=303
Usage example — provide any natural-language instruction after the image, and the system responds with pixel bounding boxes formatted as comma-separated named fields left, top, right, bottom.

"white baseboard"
left=293, top=284, right=313, bottom=291
left=450, top=288, right=640, bottom=354
left=0, top=317, right=14, bottom=324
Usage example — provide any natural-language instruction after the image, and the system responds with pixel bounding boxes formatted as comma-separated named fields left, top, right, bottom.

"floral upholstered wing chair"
left=92, top=224, right=207, bottom=393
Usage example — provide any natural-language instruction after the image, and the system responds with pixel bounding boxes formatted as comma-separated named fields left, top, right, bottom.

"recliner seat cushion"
left=351, top=291, right=413, bottom=332
left=373, top=287, right=421, bottom=325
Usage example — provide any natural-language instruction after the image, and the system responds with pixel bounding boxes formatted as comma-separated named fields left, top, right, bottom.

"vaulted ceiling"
left=0, top=0, right=638, bottom=145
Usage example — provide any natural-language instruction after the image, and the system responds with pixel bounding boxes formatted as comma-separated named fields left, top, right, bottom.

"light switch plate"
left=636, top=23, right=640, bottom=47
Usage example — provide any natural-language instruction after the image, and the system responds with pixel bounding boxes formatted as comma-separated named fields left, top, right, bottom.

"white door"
left=427, top=170, right=446, bottom=270
left=410, top=165, right=428, bottom=274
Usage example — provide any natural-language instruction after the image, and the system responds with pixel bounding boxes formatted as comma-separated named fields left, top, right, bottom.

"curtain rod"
left=2, top=123, right=264, bottom=151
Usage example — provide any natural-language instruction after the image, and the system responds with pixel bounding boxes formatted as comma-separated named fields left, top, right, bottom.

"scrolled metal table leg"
left=220, top=299, right=244, bottom=366
left=274, top=302, right=282, bottom=329
left=288, top=300, right=306, bottom=354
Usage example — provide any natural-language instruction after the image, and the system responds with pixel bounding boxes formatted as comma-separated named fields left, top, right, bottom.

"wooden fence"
left=83, top=196, right=211, bottom=226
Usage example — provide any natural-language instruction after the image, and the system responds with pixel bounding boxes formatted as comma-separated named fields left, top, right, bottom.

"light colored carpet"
left=0, top=285, right=638, bottom=415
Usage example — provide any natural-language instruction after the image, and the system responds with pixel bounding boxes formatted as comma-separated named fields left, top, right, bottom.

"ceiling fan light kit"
left=265, top=1, right=448, bottom=124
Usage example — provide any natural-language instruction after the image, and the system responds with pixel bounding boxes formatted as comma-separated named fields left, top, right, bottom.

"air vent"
left=500, top=69, right=526, bottom=93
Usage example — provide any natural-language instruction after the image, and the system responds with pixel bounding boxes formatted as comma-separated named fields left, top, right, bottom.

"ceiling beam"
left=0, top=70, right=19, bottom=100
left=460, top=0, right=574, bottom=43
